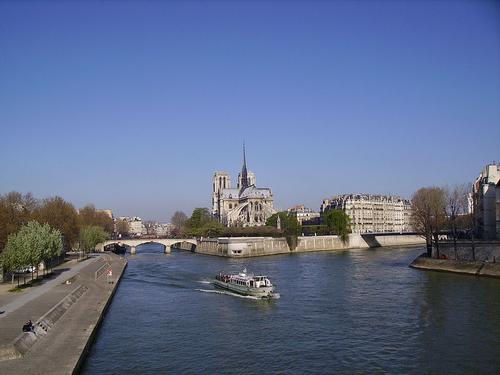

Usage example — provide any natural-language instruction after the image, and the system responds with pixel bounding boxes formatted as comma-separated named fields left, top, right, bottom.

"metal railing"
left=95, top=262, right=111, bottom=280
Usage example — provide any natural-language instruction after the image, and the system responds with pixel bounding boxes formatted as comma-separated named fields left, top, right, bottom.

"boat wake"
left=195, top=288, right=266, bottom=300
left=197, top=280, right=212, bottom=284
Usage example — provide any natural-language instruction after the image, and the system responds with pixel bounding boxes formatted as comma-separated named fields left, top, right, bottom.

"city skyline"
left=1, top=1, right=499, bottom=221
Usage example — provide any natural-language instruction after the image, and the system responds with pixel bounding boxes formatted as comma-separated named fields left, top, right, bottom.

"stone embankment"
left=0, top=252, right=127, bottom=375
left=188, top=233, right=425, bottom=257
left=434, top=241, right=500, bottom=262
left=410, top=253, right=500, bottom=278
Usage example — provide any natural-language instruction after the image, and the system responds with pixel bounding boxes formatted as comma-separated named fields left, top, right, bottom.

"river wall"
left=194, top=234, right=425, bottom=258
left=196, top=237, right=290, bottom=257
left=433, top=241, right=500, bottom=262
left=410, top=254, right=500, bottom=278
left=0, top=253, right=128, bottom=375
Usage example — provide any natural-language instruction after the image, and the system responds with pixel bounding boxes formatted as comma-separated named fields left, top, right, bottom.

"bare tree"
left=33, top=196, right=79, bottom=250
left=0, top=192, right=39, bottom=252
left=430, top=187, right=447, bottom=259
left=445, top=184, right=469, bottom=259
left=463, top=184, right=476, bottom=260
left=144, top=221, right=157, bottom=236
left=115, top=219, right=129, bottom=237
left=171, top=211, right=187, bottom=229
left=78, top=204, right=114, bottom=234
left=411, top=187, right=447, bottom=258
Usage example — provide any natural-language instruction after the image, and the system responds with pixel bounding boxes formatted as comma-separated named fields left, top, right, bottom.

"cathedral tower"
left=240, top=143, right=249, bottom=190
left=212, top=171, right=231, bottom=217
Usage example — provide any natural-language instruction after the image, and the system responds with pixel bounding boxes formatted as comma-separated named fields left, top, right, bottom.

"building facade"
left=472, top=163, right=500, bottom=240
left=117, top=216, right=147, bottom=237
left=212, top=147, right=276, bottom=227
left=321, top=194, right=412, bottom=233
left=287, top=205, right=320, bottom=225
left=497, top=180, right=500, bottom=239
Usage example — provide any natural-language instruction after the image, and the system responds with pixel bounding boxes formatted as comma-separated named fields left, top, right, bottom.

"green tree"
left=1, top=221, right=62, bottom=280
left=266, top=212, right=301, bottom=250
left=33, top=196, right=79, bottom=250
left=184, top=208, right=212, bottom=229
left=79, top=225, right=108, bottom=256
left=184, top=208, right=224, bottom=237
left=322, top=210, right=351, bottom=243
left=266, top=212, right=301, bottom=236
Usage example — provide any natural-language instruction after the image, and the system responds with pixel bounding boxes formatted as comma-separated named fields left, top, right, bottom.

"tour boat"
left=214, top=269, right=279, bottom=299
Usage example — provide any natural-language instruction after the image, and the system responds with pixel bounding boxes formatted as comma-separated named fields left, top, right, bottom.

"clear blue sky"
left=1, top=1, right=499, bottom=221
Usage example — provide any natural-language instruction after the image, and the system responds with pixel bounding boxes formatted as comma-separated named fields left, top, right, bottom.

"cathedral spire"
left=241, top=142, right=248, bottom=189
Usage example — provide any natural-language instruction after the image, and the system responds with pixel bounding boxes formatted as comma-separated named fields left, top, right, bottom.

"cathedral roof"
left=220, top=189, right=240, bottom=199
left=239, top=185, right=272, bottom=199
left=220, top=185, right=272, bottom=200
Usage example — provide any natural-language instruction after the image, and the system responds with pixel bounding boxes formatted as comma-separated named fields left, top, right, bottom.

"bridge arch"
left=168, top=240, right=197, bottom=252
left=98, top=238, right=198, bottom=254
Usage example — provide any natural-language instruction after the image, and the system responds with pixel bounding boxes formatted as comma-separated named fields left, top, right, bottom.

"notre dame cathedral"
left=212, top=146, right=276, bottom=227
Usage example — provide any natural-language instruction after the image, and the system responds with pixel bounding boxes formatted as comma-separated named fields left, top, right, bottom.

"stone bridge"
left=97, top=238, right=198, bottom=254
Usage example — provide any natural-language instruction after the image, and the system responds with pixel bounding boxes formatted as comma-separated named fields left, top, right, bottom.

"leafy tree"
left=184, top=208, right=213, bottom=229
left=79, top=225, right=108, bottom=255
left=301, top=225, right=330, bottom=236
left=201, top=221, right=225, bottom=237
left=222, top=226, right=282, bottom=237
left=266, top=212, right=301, bottom=250
left=33, top=196, right=79, bottom=250
left=266, top=212, right=301, bottom=236
left=322, top=210, right=351, bottom=243
left=78, top=204, right=114, bottom=234
left=171, top=211, right=188, bottom=229
left=1, top=221, right=62, bottom=280
left=184, top=208, right=223, bottom=237
left=411, top=187, right=447, bottom=258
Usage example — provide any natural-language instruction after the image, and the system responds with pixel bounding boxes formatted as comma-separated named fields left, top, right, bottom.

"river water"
left=81, top=244, right=500, bottom=374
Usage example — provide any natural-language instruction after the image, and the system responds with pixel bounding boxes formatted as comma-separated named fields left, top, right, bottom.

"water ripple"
left=81, top=245, right=500, bottom=375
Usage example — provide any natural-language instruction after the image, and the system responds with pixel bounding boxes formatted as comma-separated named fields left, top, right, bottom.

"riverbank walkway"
left=0, top=252, right=127, bottom=375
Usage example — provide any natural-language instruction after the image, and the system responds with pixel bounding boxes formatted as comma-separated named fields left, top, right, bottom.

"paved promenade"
left=0, top=252, right=127, bottom=375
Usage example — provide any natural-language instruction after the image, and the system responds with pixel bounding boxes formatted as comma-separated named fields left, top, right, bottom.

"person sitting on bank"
left=22, top=320, right=34, bottom=333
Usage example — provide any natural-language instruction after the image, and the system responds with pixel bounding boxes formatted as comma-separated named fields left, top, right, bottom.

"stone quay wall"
left=195, top=234, right=425, bottom=258
left=410, top=254, right=500, bottom=278
left=433, top=241, right=500, bottom=262
left=0, top=253, right=128, bottom=375
left=196, top=237, right=290, bottom=257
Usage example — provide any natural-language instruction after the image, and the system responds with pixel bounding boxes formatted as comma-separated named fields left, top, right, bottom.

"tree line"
left=175, top=183, right=472, bottom=260
left=0, top=191, right=111, bottom=280
left=0, top=191, right=113, bottom=252
left=170, top=208, right=352, bottom=243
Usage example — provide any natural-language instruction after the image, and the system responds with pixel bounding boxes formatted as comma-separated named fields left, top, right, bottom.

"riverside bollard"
left=107, top=268, right=113, bottom=284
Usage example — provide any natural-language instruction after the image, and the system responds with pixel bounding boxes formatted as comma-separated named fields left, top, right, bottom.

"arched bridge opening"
left=169, top=241, right=197, bottom=252
left=98, top=239, right=198, bottom=255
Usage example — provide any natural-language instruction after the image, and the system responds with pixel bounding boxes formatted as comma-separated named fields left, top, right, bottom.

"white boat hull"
left=213, top=279, right=276, bottom=298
